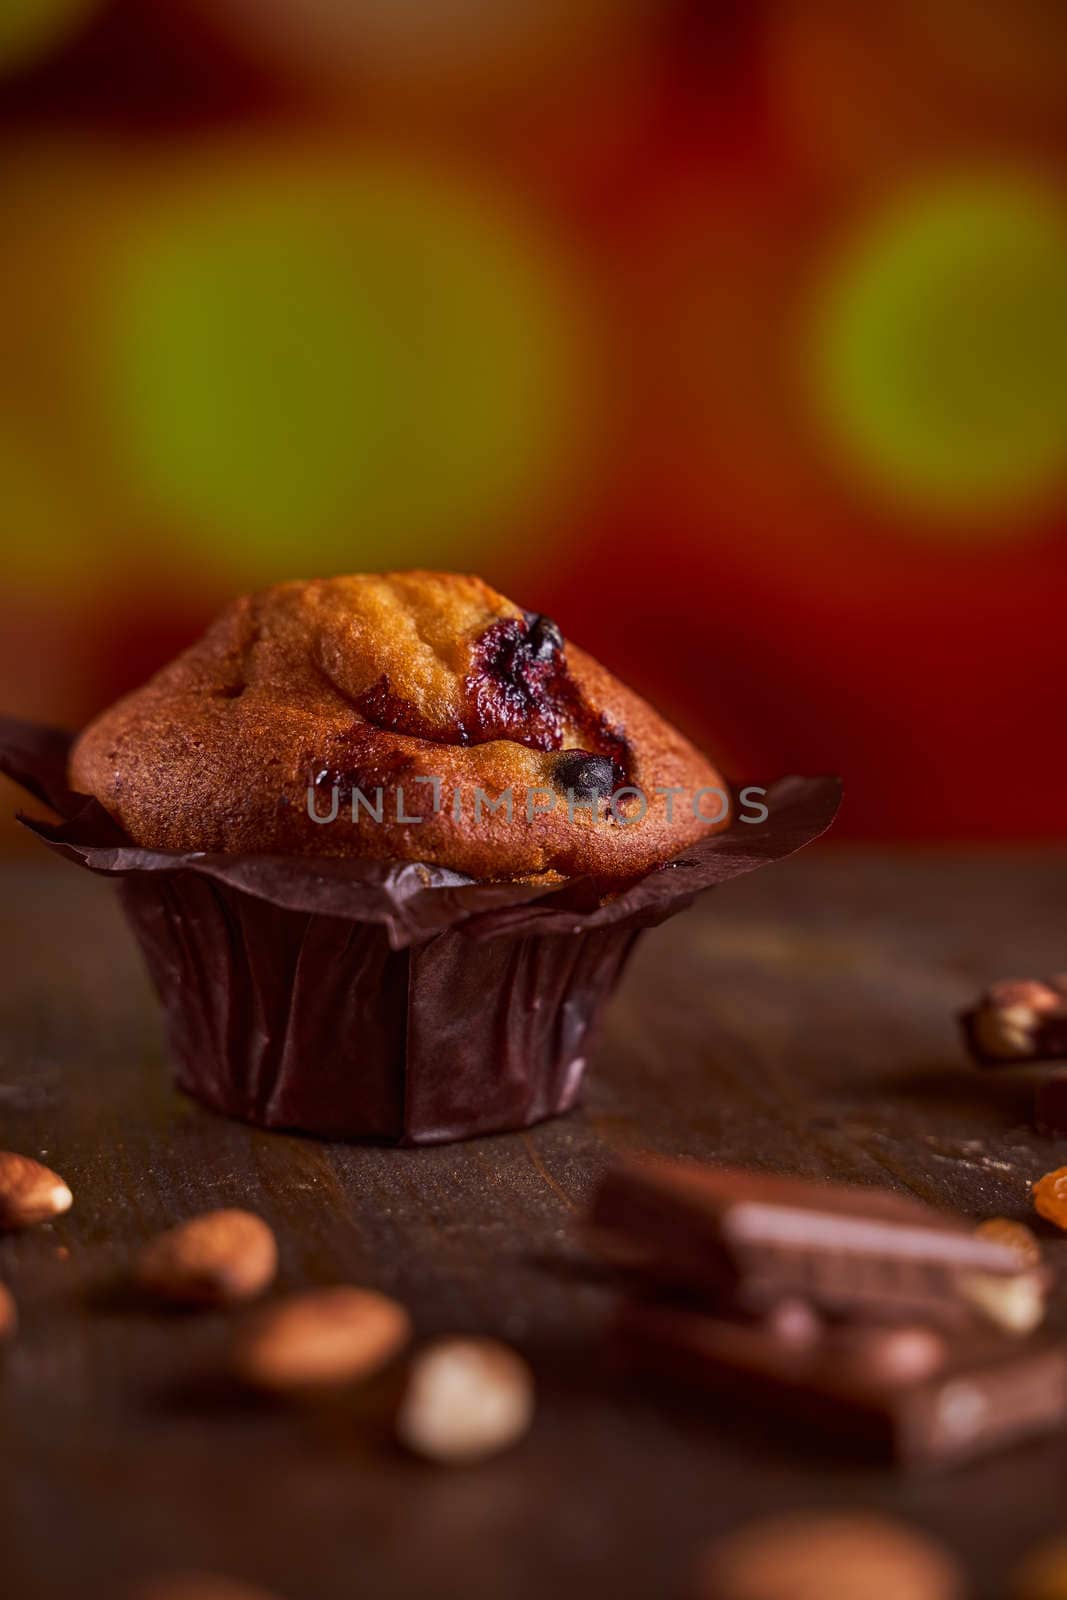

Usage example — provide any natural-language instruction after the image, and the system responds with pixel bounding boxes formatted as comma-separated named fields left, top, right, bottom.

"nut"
left=1033, top=1167, right=1067, bottom=1232
left=0, top=1281, right=17, bottom=1341
left=136, top=1210, right=278, bottom=1308
left=973, top=1006, right=1038, bottom=1060
left=396, top=1337, right=535, bottom=1464
left=695, top=1511, right=964, bottom=1600
left=1013, top=1537, right=1067, bottom=1599
left=975, top=1217, right=1043, bottom=1269
left=0, top=1152, right=72, bottom=1229
left=130, top=1576, right=283, bottom=1600
left=975, top=980, right=1066, bottom=1059
left=960, top=1270, right=1047, bottom=1336
left=233, top=1285, right=411, bottom=1392
left=962, top=1218, right=1048, bottom=1334
left=988, top=980, right=1061, bottom=1013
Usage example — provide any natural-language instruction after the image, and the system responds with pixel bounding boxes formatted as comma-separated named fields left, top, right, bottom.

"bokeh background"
left=2, top=0, right=1066, bottom=847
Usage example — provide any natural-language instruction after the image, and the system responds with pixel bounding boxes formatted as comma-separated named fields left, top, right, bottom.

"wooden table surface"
left=2, top=847, right=1067, bottom=1600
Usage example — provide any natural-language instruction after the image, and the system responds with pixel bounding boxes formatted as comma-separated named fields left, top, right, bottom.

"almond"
left=1013, top=1537, right=1067, bottom=1600
left=0, top=1152, right=73, bottom=1229
left=233, top=1285, right=411, bottom=1393
left=396, top=1337, right=535, bottom=1463
left=696, top=1512, right=964, bottom=1600
left=136, top=1210, right=278, bottom=1308
left=0, top=1281, right=16, bottom=1341
left=130, top=1575, right=283, bottom=1600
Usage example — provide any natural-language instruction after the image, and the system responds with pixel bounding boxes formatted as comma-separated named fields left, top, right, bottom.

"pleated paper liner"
left=1, top=717, right=841, bottom=1144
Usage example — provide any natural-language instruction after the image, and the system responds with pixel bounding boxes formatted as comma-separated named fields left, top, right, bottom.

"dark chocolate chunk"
left=617, top=1298, right=1067, bottom=1469
left=523, top=612, right=564, bottom=661
left=552, top=751, right=617, bottom=801
left=589, top=1157, right=1026, bottom=1324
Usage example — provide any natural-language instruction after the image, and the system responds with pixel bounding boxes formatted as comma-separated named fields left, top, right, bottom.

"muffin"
left=69, top=571, right=729, bottom=881
left=3, top=574, right=839, bottom=1144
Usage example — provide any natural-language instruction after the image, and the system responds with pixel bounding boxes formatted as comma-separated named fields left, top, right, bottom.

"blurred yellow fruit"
left=807, top=172, right=1067, bottom=525
left=97, top=145, right=598, bottom=582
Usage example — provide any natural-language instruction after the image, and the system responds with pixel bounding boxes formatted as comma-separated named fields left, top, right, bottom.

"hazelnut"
left=959, top=1270, right=1047, bottom=1336
left=397, top=1337, right=535, bottom=1464
left=973, top=1007, right=1037, bottom=1061
left=988, top=980, right=1060, bottom=1013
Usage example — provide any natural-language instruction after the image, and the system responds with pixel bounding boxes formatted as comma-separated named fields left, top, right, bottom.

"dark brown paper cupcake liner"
left=1, top=717, right=841, bottom=1144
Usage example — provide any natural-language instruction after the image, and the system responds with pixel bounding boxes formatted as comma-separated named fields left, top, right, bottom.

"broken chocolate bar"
left=589, top=1158, right=1027, bottom=1324
left=617, top=1299, right=1067, bottom=1469
left=961, top=977, right=1067, bottom=1066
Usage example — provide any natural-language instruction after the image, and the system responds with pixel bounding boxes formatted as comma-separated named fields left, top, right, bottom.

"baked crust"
left=69, top=572, right=729, bottom=881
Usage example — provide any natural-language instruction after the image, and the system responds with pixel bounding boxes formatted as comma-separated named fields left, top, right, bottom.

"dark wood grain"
left=2, top=848, right=1067, bottom=1600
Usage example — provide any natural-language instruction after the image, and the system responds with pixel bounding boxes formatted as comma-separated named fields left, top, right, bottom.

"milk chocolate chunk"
left=589, top=1158, right=1026, bottom=1324
left=617, top=1300, right=1067, bottom=1469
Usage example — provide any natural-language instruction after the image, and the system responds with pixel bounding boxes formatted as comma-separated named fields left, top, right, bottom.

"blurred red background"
left=2, top=0, right=1066, bottom=845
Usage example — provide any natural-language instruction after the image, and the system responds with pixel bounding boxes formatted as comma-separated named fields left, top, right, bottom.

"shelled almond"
left=695, top=1512, right=964, bottom=1600
left=233, top=1286, right=411, bottom=1392
left=0, top=1281, right=16, bottom=1341
left=0, top=1152, right=73, bottom=1229
left=131, top=1575, right=284, bottom=1600
left=136, top=1210, right=278, bottom=1308
left=1013, top=1537, right=1067, bottom=1599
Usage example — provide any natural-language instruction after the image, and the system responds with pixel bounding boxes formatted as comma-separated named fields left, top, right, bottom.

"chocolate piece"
left=974, top=1216, right=1043, bottom=1268
left=961, top=977, right=1067, bottom=1066
left=590, top=1157, right=1026, bottom=1324
left=522, top=612, right=564, bottom=661
left=617, top=1299, right=1067, bottom=1468
left=552, top=752, right=617, bottom=802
